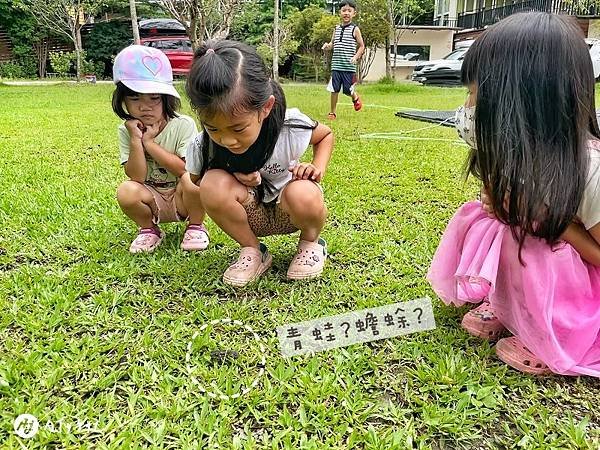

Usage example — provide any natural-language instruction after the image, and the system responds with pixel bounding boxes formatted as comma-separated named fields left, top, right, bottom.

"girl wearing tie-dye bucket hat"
left=112, top=45, right=210, bottom=254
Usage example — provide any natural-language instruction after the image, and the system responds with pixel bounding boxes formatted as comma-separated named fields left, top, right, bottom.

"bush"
left=291, top=53, right=329, bottom=82
left=11, top=48, right=38, bottom=77
left=49, top=51, right=76, bottom=76
left=81, top=58, right=105, bottom=77
left=0, top=61, right=25, bottom=78
left=378, top=75, right=395, bottom=84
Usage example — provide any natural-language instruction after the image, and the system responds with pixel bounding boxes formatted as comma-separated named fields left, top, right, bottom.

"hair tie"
left=206, top=48, right=215, bottom=55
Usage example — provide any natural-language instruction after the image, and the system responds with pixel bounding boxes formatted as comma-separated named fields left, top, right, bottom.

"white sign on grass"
left=277, top=297, right=435, bottom=357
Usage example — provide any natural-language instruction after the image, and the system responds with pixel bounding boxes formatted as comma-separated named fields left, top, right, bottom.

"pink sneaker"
left=129, top=227, right=164, bottom=254
left=181, top=224, right=209, bottom=251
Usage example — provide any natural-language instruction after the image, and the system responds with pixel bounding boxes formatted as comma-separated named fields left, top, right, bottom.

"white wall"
left=364, top=27, right=455, bottom=82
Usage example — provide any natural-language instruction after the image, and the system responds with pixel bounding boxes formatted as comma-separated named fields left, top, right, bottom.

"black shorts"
left=330, top=70, right=356, bottom=96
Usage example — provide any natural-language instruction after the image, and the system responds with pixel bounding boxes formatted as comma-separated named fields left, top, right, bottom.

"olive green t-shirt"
left=118, top=114, right=197, bottom=187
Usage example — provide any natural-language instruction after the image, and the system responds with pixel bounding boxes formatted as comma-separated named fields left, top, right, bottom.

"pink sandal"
left=287, top=238, right=327, bottom=280
left=129, top=227, right=164, bottom=254
left=461, top=300, right=506, bottom=340
left=181, top=224, right=209, bottom=251
left=495, top=337, right=552, bottom=375
left=223, top=243, right=272, bottom=287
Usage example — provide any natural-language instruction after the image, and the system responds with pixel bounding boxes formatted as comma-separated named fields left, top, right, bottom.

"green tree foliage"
left=0, top=0, right=48, bottom=77
left=229, top=0, right=273, bottom=46
left=257, top=24, right=299, bottom=67
left=288, top=4, right=326, bottom=52
left=229, top=0, right=328, bottom=47
left=391, top=0, right=434, bottom=26
left=83, top=21, right=132, bottom=77
left=355, top=0, right=389, bottom=79
left=288, top=9, right=337, bottom=82
left=309, top=13, right=339, bottom=49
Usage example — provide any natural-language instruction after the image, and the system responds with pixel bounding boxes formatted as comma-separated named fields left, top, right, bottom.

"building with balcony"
left=434, top=0, right=599, bottom=35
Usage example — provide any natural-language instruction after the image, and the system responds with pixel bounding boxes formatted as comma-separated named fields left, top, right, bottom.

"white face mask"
left=455, top=105, right=477, bottom=148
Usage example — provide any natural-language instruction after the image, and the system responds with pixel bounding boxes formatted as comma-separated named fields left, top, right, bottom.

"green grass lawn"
left=0, top=81, right=598, bottom=449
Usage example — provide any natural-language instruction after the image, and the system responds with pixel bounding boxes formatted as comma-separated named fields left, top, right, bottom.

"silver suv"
left=411, top=47, right=469, bottom=83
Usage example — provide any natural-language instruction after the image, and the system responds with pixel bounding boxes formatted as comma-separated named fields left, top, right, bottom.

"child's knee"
left=178, top=173, right=198, bottom=194
left=117, top=180, right=148, bottom=205
left=199, top=170, right=240, bottom=206
left=282, top=181, right=325, bottom=214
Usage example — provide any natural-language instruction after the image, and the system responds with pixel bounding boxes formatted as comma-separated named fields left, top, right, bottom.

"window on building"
left=437, top=0, right=445, bottom=15
left=390, top=45, right=431, bottom=61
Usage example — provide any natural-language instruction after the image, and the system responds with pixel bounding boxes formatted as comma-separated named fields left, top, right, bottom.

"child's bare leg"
left=200, top=169, right=259, bottom=249
left=179, top=173, right=206, bottom=224
left=330, top=92, right=339, bottom=115
left=179, top=174, right=210, bottom=251
left=116, top=180, right=156, bottom=228
left=279, top=180, right=326, bottom=242
left=281, top=180, right=327, bottom=280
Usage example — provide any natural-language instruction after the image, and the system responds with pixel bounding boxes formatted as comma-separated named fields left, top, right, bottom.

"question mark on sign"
left=413, top=308, right=423, bottom=324
left=341, top=322, right=350, bottom=338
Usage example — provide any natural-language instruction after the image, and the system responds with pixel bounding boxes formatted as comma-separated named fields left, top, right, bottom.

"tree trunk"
left=75, top=26, right=83, bottom=81
left=35, top=38, right=49, bottom=78
left=199, top=10, right=207, bottom=48
left=386, top=0, right=393, bottom=79
left=189, top=6, right=200, bottom=50
left=273, top=0, right=279, bottom=81
left=130, top=0, right=140, bottom=44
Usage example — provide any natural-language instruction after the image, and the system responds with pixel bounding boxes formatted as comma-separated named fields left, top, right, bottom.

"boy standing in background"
left=322, top=0, right=365, bottom=120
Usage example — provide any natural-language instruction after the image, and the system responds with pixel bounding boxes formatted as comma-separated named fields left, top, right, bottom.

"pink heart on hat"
left=142, top=56, right=163, bottom=76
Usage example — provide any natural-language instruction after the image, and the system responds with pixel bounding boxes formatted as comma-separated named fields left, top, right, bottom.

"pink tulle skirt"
left=427, top=201, right=600, bottom=377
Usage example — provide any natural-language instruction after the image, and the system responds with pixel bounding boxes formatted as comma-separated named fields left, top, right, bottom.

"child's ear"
left=262, top=95, right=276, bottom=118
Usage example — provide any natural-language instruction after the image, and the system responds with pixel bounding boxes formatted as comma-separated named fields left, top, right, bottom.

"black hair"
left=339, top=0, right=357, bottom=9
left=111, top=81, right=180, bottom=120
left=185, top=39, right=316, bottom=199
left=461, top=12, right=599, bottom=259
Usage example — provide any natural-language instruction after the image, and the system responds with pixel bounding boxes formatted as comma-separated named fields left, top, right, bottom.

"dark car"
left=139, top=19, right=186, bottom=37
left=140, top=36, right=193, bottom=75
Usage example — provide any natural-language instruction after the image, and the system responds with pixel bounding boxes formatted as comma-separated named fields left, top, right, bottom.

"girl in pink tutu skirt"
left=427, top=12, right=600, bottom=376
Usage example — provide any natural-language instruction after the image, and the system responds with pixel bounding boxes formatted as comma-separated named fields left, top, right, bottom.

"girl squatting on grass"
left=428, top=13, right=600, bottom=377
left=181, top=40, right=334, bottom=287
left=112, top=45, right=210, bottom=254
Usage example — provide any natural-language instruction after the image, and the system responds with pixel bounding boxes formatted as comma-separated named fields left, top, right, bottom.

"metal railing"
left=457, top=0, right=600, bottom=29
left=433, top=16, right=459, bottom=27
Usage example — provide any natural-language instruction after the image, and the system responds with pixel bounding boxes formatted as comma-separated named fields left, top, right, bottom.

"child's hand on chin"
left=142, top=120, right=165, bottom=142
left=125, top=119, right=145, bottom=140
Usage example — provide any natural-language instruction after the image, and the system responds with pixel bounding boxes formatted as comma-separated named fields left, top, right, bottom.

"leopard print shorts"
left=242, top=188, right=299, bottom=237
